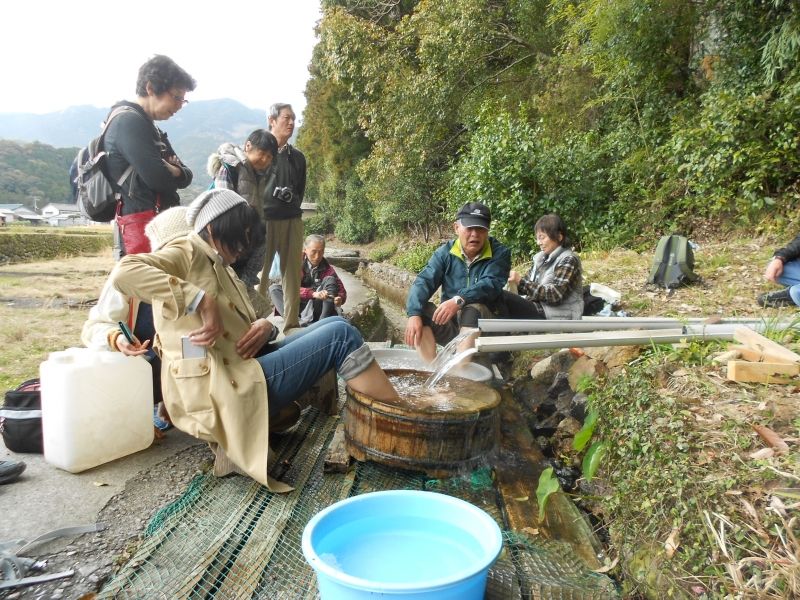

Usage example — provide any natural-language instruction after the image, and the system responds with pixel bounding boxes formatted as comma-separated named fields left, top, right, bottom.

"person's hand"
left=313, top=290, right=329, bottom=300
left=764, top=257, right=784, bottom=283
left=236, top=318, right=273, bottom=358
left=115, top=334, right=150, bottom=356
left=431, top=298, right=460, bottom=326
left=404, top=316, right=424, bottom=348
left=333, top=296, right=343, bottom=307
left=163, top=159, right=183, bottom=178
left=508, top=270, right=522, bottom=285
left=189, top=294, right=224, bottom=346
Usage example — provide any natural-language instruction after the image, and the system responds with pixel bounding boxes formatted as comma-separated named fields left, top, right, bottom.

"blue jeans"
left=256, top=317, right=368, bottom=414
left=777, top=259, right=800, bottom=305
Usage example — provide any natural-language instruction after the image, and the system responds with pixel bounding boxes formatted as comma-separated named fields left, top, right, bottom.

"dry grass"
left=0, top=249, right=112, bottom=390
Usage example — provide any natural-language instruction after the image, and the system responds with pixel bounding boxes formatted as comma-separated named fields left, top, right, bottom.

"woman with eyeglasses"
left=103, top=54, right=196, bottom=257
left=111, top=191, right=399, bottom=492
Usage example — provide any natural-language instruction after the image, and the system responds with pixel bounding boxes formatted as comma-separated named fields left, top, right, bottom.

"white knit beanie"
left=145, top=207, right=190, bottom=250
left=186, top=189, right=248, bottom=233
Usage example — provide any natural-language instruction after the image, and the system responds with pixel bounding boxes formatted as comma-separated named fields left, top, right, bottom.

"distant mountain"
left=0, top=99, right=270, bottom=206
left=0, top=141, right=76, bottom=207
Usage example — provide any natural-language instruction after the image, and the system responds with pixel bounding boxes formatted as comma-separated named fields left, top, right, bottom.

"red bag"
left=117, top=210, right=155, bottom=255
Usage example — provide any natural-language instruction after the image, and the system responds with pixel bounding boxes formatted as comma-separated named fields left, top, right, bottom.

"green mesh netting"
left=99, top=389, right=618, bottom=599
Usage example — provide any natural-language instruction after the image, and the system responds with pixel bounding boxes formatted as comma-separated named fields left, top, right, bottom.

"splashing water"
left=424, top=347, right=478, bottom=389
left=427, top=329, right=477, bottom=374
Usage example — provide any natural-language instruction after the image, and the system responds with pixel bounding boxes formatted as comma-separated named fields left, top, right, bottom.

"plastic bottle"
left=40, top=348, right=154, bottom=473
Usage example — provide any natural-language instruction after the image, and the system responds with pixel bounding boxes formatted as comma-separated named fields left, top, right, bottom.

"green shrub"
left=444, top=106, right=615, bottom=255
left=368, top=242, right=397, bottom=262
left=303, top=213, right=332, bottom=236
left=0, top=230, right=112, bottom=264
left=661, top=80, right=800, bottom=220
left=335, top=177, right=376, bottom=244
left=390, top=242, right=439, bottom=273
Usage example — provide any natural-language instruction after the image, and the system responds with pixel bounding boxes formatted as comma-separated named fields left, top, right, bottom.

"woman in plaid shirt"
left=503, top=214, right=584, bottom=320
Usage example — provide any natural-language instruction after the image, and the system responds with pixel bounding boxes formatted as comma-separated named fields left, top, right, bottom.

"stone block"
left=567, top=355, right=608, bottom=390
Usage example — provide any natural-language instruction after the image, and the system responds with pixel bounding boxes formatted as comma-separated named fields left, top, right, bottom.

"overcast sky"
left=1, top=0, right=321, bottom=120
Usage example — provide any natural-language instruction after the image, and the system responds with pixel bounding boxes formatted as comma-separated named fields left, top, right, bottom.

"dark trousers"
left=501, top=290, right=546, bottom=319
left=132, top=302, right=163, bottom=404
left=269, top=275, right=339, bottom=324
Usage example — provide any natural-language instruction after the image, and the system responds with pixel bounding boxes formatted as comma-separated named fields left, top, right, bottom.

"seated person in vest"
left=404, top=202, right=511, bottom=362
left=757, top=232, right=800, bottom=308
left=207, top=129, right=279, bottom=318
left=269, top=234, right=347, bottom=326
left=81, top=207, right=191, bottom=434
left=111, top=191, right=398, bottom=491
left=504, top=214, right=583, bottom=320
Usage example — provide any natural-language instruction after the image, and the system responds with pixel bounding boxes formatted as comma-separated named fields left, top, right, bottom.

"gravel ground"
left=3, top=444, right=212, bottom=600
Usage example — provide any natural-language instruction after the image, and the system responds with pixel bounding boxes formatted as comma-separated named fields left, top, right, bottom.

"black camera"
left=273, top=186, right=293, bottom=203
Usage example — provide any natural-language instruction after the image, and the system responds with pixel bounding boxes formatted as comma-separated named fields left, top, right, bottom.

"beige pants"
left=258, top=217, right=304, bottom=330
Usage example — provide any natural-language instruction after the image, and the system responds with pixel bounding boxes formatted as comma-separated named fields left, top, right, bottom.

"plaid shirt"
left=518, top=254, right=581, bottom=305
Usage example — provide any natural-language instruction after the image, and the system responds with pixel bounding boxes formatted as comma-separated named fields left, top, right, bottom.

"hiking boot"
left=0, top=460, right=26, bottom=484
left=756, top=288, right=795, bottom=308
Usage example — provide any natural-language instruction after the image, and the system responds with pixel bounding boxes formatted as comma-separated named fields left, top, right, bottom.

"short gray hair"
left=304, top=234, right=325, bottom=248
left=267, top=103, right=294, bottom=128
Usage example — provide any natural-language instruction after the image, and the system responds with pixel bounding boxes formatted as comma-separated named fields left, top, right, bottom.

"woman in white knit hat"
left=111, top=190, right=398, bottom=491
left=82, top=206, right=191, bottom=434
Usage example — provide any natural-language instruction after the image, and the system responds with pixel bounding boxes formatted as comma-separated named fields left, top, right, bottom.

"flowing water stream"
left=423, top=329, right=479, bottom=389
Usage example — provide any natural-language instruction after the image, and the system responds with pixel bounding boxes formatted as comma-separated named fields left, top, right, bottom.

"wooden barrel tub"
left=344, top=369, right=501, bottom=477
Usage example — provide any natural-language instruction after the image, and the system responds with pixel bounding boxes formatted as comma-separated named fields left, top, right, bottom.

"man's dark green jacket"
left=406, top=237, right=511, bottom=316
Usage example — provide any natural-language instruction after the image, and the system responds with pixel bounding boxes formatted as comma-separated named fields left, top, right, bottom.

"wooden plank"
left=729, top=343, right=799, bottom=366
left=712, top=349, right=741, bottom=364
left=324, top=421, right=351, bottom=473
left=727, top=360, right=799, bottom=384
left=733, top=326, right=800, bottom=364
left=494, top=387, right=604, bottom=570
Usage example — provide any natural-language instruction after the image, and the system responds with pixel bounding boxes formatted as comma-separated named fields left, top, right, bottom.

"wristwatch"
left=453, top=296, right=465, bottom=307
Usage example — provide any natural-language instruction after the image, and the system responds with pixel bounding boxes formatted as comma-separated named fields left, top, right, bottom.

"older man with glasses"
left=257, top=102, right=307, bottom=334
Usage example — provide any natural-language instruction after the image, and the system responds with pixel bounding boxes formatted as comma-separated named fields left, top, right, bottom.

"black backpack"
left=71, top=106, right=138, bottom=222
left=647, top=234, right=699, bottom=289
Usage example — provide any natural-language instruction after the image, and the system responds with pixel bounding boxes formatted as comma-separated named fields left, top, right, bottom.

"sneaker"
left=756, top=288, right=795, bottom=308
left=0, top=460, right=26, bottom=484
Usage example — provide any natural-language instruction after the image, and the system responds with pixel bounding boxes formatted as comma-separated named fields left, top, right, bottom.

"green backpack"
left=646, top=234, right=699, bottom=289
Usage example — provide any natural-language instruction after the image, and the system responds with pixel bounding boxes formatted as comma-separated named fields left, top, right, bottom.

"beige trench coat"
left=112, top=232, right=290, bottom=492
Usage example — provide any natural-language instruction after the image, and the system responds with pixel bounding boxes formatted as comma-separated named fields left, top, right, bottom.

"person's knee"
left=460, top=303, right=488, bottom=328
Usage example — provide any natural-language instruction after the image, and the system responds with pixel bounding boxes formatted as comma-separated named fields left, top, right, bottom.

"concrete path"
left=0, top=431, right=202, bottom=545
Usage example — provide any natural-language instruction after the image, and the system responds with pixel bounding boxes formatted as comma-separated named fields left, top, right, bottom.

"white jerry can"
left=40, top=348, right=154, bottom=473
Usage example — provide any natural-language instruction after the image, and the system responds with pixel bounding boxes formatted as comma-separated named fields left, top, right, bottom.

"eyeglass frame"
left=170, top=93, right=189, bottom=105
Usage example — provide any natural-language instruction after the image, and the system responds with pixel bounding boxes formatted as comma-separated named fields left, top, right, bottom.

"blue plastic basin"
left=302, top=490, right=502, bottom=599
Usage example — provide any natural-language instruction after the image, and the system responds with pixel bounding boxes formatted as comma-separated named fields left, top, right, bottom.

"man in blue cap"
left=404, top=202, right=510, bottom=362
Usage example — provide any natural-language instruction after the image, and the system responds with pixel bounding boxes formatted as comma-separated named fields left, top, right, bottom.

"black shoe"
left=757, top=288, right=795, bottom=308
left=269, top=401, right=302, bottom=434
left=0, top=460, right=26, bottom=484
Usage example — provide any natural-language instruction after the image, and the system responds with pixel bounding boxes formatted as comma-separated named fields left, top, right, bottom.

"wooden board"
left=729, top=344, right=798, bottom=365
left=494, top=387, right=604, bottom=570
left=324, top=422, right=351, bottom=473
left=727, top=360, right=799, bottom=384
left=732, top=327, right=800, bottom=364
